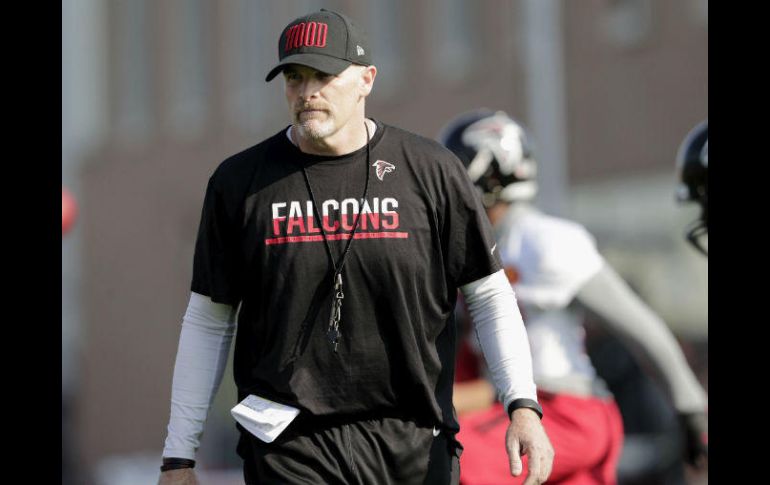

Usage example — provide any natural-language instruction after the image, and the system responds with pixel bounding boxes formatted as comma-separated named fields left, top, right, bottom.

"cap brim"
left=265, top=53, right=353, bottom=82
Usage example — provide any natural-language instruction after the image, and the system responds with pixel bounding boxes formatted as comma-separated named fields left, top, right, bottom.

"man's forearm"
left=162, top=292, right=237, bottom=459
left=460, top=270, right=538, bottom=412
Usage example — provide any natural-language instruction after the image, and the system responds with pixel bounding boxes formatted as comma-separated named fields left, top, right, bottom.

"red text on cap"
left=285, top=22, right=328, bottom=51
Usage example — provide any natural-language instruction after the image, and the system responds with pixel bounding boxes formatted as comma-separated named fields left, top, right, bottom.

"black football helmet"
left=438, top=109, right=537, bottom=208
left=675, top=120, right=708, bottom=256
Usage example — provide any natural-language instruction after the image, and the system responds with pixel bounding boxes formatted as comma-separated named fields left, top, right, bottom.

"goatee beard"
left=295, top=119, right=335, bottom=140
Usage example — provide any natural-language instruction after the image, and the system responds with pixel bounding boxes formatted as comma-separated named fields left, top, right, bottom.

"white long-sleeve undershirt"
left=162, top=270, right=537, bottom=458
left=162, top=292, right=237, bottom=460
left=460, top=269, right=538, bottom=411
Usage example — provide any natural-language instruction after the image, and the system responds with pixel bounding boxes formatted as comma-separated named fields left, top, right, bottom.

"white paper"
left=230, top=394, right=300, bottom=443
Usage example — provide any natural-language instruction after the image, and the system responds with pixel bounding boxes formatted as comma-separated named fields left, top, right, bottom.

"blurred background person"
left=586, top=118, right=710, bottom=485
left=581, top=118, right=709, bottom=485
left=675, top=120, right=707, bottom=257
left=439, top=109, right=708, bottom=485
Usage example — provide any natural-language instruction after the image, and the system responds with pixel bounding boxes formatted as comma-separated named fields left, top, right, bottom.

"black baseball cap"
left=265, top=9, right=372, bottom=82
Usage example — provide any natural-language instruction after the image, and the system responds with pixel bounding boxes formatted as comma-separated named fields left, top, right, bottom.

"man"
left=158, top=10, right=552, bottom=485
left=439, top=110, right=708, bottom=484
left=675, top=120, right=708, bottom=257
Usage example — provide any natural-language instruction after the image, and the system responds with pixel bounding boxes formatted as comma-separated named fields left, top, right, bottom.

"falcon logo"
left=373, top=160, right=395, bottom=181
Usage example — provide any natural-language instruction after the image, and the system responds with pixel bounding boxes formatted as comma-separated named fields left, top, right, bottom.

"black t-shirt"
left=191, top=120, right=501, bottom=432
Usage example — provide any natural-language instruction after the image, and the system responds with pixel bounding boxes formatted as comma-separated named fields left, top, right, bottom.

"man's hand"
left=505, top=408, right=554, bottom=485
left=679, top=411, right=708, bottom=469
left=157, top=468, right=200, bottom=485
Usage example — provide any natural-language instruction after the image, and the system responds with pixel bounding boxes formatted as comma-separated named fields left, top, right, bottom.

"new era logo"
left=357, top=45, right=365, bottom=56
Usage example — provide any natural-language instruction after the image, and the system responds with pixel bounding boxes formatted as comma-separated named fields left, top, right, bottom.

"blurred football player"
left=675, top=120, right=708, bottom=256
left=439, top=110, right=708, bottom=485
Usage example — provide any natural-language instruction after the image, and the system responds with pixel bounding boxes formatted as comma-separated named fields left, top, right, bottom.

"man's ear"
left=360, top=65, right=377, bottom=96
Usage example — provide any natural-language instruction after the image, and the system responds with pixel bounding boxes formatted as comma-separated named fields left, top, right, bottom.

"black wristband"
left=160, top=457, right=196, bottom=472
left=507, top=398, right=544, bottom=420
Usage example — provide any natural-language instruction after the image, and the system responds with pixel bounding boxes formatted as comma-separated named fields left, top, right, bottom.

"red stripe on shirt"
left=264, top=232, right=409, bottom=245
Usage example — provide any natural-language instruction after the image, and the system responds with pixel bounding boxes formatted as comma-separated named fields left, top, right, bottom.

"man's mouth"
left=297, top=109, right=326, bottom=120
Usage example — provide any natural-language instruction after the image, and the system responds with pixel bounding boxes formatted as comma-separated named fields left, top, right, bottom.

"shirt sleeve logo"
left=372, top=160, right=396, bottom=181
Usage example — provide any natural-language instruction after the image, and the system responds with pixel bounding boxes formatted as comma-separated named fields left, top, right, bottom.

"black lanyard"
left=298, top=121, right=372, bottom=352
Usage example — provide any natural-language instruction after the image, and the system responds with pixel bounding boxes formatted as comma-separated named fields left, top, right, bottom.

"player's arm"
left=453, top=378, right=496, bottom=415
left=158, top=292, right=237, bottom=484
left=575, top=262, right=708, bottom=465
left=460, top=270, right=554, bottom=484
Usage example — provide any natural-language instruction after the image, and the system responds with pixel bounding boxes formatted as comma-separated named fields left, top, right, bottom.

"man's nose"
left=300, top=79, right=321, bottom=99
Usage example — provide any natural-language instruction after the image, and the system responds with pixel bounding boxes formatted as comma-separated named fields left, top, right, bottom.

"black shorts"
left=237, top=414, right=461, bottom=485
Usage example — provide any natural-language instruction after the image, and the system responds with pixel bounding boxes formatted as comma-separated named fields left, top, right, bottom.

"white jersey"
left=494, top=204, right=605, bottom=395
